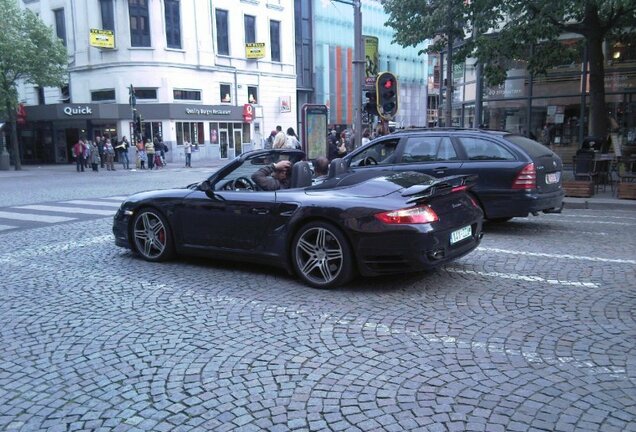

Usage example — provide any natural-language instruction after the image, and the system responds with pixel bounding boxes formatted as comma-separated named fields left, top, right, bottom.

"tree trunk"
left=4, top=99, right=21, bottom=171
left=585, top=19, right=607, bottom=141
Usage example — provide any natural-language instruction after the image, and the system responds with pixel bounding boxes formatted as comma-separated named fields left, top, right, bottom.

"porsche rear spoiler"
left=402, top=174, right=478, bottom=204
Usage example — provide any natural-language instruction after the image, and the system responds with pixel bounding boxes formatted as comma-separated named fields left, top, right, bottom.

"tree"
left=382, top=0, right=476, bottom=126
left=474, top=0, right=636, bottom=141
left=0, top=0, right=67, bottom=170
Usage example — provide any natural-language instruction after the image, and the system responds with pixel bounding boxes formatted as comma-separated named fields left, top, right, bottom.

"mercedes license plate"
left=546, top=172, right=561, bottom=184
left=450, top=225, right=472, bottom=245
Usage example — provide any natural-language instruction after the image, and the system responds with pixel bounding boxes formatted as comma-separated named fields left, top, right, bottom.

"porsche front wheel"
left=292, top=222, right=354, bottom=289
left=131, top=208, right=175, bottom=262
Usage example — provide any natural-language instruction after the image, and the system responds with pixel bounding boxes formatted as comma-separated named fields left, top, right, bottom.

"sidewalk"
left=1, top=164, right=634, bottom=211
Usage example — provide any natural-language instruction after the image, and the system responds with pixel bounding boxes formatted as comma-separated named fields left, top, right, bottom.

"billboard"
left=89, top=29, right=115, bottom=49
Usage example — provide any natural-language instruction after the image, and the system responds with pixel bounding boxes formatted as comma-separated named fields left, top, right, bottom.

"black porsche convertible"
left=113, top=149, right=483, bottom=288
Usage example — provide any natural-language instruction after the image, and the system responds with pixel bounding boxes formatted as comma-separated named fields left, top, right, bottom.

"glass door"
left=219, top=128, right=229, bottom=159
left=233, top=122, right=243, bottom=155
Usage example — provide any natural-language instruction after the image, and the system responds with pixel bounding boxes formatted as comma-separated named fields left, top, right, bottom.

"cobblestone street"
left=0, top=167, right=634, bottom=431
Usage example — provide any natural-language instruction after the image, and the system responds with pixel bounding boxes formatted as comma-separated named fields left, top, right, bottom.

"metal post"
left=438, top=51, right=444, bottom=127
left=579, top=43, right=588, bottom=147
left=353, top=0, right=363, bottom=149
left=475, top=60, right=483, bottom=128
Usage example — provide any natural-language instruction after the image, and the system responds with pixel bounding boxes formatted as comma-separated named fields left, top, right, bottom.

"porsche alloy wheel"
left=292, top=222, right=353, bottom=289
left=132, top=208, right=174, bottom=261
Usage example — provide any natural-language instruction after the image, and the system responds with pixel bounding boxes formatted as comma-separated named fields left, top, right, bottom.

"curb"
left=563, top=198, right=636, bottom=211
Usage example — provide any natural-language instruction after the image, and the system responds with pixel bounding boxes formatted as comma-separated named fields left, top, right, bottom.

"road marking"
left=549, top=214, right=636, bottom=221
left=446, top=267, right=599, bottom=288
left=0, top=210, right=75, bottom=223
left=15, top=204, right=115, bottom=216
left=0, top=224, right=17, bottom=231
left=63, top=200, right=122, bottom=207
left=478, top=247, right=636, bottom=264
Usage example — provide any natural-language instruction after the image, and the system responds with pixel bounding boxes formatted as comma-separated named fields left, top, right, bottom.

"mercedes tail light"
left=512, top=163, right=536, bottom=189
left=375, top=205, right=439, bottom=224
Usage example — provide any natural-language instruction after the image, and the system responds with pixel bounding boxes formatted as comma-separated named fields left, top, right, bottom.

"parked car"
left=113, top=149, right=483, bottom=289
left=344, top=128, right=565, bottom=221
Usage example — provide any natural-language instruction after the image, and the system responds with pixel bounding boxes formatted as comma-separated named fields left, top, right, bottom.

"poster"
left=302, top=105, right=328, bottom=160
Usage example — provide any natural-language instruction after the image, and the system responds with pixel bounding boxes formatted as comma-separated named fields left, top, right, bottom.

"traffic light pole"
left=353, top=0, right=363, bottom=149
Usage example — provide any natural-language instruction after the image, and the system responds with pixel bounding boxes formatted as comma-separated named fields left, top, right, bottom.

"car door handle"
left=251, top=208, right=269, bottom=215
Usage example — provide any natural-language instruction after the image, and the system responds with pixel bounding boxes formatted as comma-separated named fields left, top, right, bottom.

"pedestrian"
left=273, top=125, right=287, bottom=149
left=265, top=130, right=276, bottom=149
left=136, top=139, right=146, bottom=170
left=285, top=127, right=301, bottom=149
left=89, top=141, right=100, bottom=171
left=103, top=138, right=116, bottom=170
left=337, top=131, right=348, bottom=157
left=82, top=139, right=91, bottom=169
left=145, top=138, right=155, bottom=170
left=361, top=128, right=371, bottom=146
left=96, top=136, right=105, bottom=168
left=73, top=139, right=86, bottom=172
left=116, top=136, right=130, bottom=169
left=184, top=138, right=192, bottom=167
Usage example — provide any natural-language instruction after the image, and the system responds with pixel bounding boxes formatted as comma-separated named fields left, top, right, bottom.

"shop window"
left=174, top=89, right=201, bottom=101
left=220, top=84, right=232, bottom=103
left=270, top=20, right=280, bottom=62
left=248, top=86, right=258, bottom=104
left=176, top=122, right=204, bottom=145
left=216, top=9, right=229, bottom=55
left=129, top=0, right=151, bottom=47
left=91, top=89, right=116, bottom=102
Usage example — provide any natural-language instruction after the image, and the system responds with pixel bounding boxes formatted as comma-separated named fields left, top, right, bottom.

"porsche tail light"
left=512, top=163, right=536, bottom=189
left=375, top=205, right=439, bottom=224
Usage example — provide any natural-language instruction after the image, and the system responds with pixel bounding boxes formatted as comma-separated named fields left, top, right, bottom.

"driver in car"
left=251, top=160, right=292, bottom=191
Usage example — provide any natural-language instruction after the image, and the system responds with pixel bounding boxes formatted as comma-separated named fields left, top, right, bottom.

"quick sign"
left=63, top=106, right=93, bottom=116
left=89, top=29, right=115, bottom=49
left=243, top=104, right=254, bottom=123
left=185, top=108, right=231, bottom=116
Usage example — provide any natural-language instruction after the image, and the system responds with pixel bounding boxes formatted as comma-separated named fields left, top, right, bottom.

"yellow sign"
left=89, top=29, right=115, bottom=49
left=245, top=43, right=266, bottom=59
left=364, top=36, right=379, bottom=79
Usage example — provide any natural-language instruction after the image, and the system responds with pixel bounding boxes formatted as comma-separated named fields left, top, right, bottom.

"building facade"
left=16, top=0, right=297, bottom=165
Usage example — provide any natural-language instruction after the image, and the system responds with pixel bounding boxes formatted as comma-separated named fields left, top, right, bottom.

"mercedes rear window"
left=504, top=135, right=554, bottom=158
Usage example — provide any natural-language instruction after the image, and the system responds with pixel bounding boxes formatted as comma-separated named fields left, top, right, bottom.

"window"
left=60, top=85, right=70, bottom=103
left=164, top=0, right=181, bottom=49
left=350, top=139, right=400, bottom=166
left=216, top=9, right=229, bottom=55
left=91, top=89, right=116, bottom=101
left=134, top=88, right=157, bottom=99
left=244, top=15, right=256, bottom=44
left=270, top=20, right=280, bottom=62
left=176, top=122, right=205, bottom=145
left=220, top=84, right=232, bottom=103
left=129, top=0, right=150, bottom=47
left=53, top=9, right=66, bottom=46
left=247, top=86, right=258, bottom=104
left=100, top=0, right=114, bottom=31
left=173, top=89, right=201, bottom=101
left=402, top=137, right=458, bottom=162
left=460, top=137, right=516, bottom=161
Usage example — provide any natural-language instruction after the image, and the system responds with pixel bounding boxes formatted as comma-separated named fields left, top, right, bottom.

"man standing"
left=116, top=136, right=130, bottom=169
left=73, top=139, right=86, bottom=172
left=273, top=125, right=286, bottom=149
left=96, top=136, right=105, bottom=168
left=184, top=139, right=192, bottom=167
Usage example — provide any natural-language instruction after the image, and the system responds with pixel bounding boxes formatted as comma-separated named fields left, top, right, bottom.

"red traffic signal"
left=376, top=72, right=398, bottom=120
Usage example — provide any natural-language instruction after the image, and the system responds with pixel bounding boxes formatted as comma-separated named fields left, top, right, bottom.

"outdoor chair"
left=572, top=154, right=599, bottom=192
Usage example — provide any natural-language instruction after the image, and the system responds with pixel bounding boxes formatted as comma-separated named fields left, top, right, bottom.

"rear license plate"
left=450, top=225, right=472, bottom=245
left=546, top=172, right=561, bottom=184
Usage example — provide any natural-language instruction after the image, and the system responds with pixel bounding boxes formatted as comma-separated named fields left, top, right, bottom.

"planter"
left=563, top=180, right=594, bottom=198
left=617, top=183, right=636, bottom=200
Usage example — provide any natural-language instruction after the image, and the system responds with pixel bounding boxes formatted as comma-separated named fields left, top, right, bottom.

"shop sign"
left=245, top=43, right=266, bottom=59
left=185, top=108, right=231, bottom=116
left=243, top=104, right=254, bottom=123
left=89, top=29, right=115, bottom=49
left=63, top=106, right=93, bottom=116
left=279, top=96, right=291, bottom=113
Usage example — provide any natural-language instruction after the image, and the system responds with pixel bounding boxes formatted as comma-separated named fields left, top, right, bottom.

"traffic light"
left=133, top=109, right=143, bottom=137
left=128, top=84, right=136, bottom=108
left=364, top=90, right=378, bottom=116
left=376, top=72, right=398, bottom=120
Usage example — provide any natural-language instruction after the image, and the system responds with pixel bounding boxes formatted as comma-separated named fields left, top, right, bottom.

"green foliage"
left=0, top=0, right=67, bottom=110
